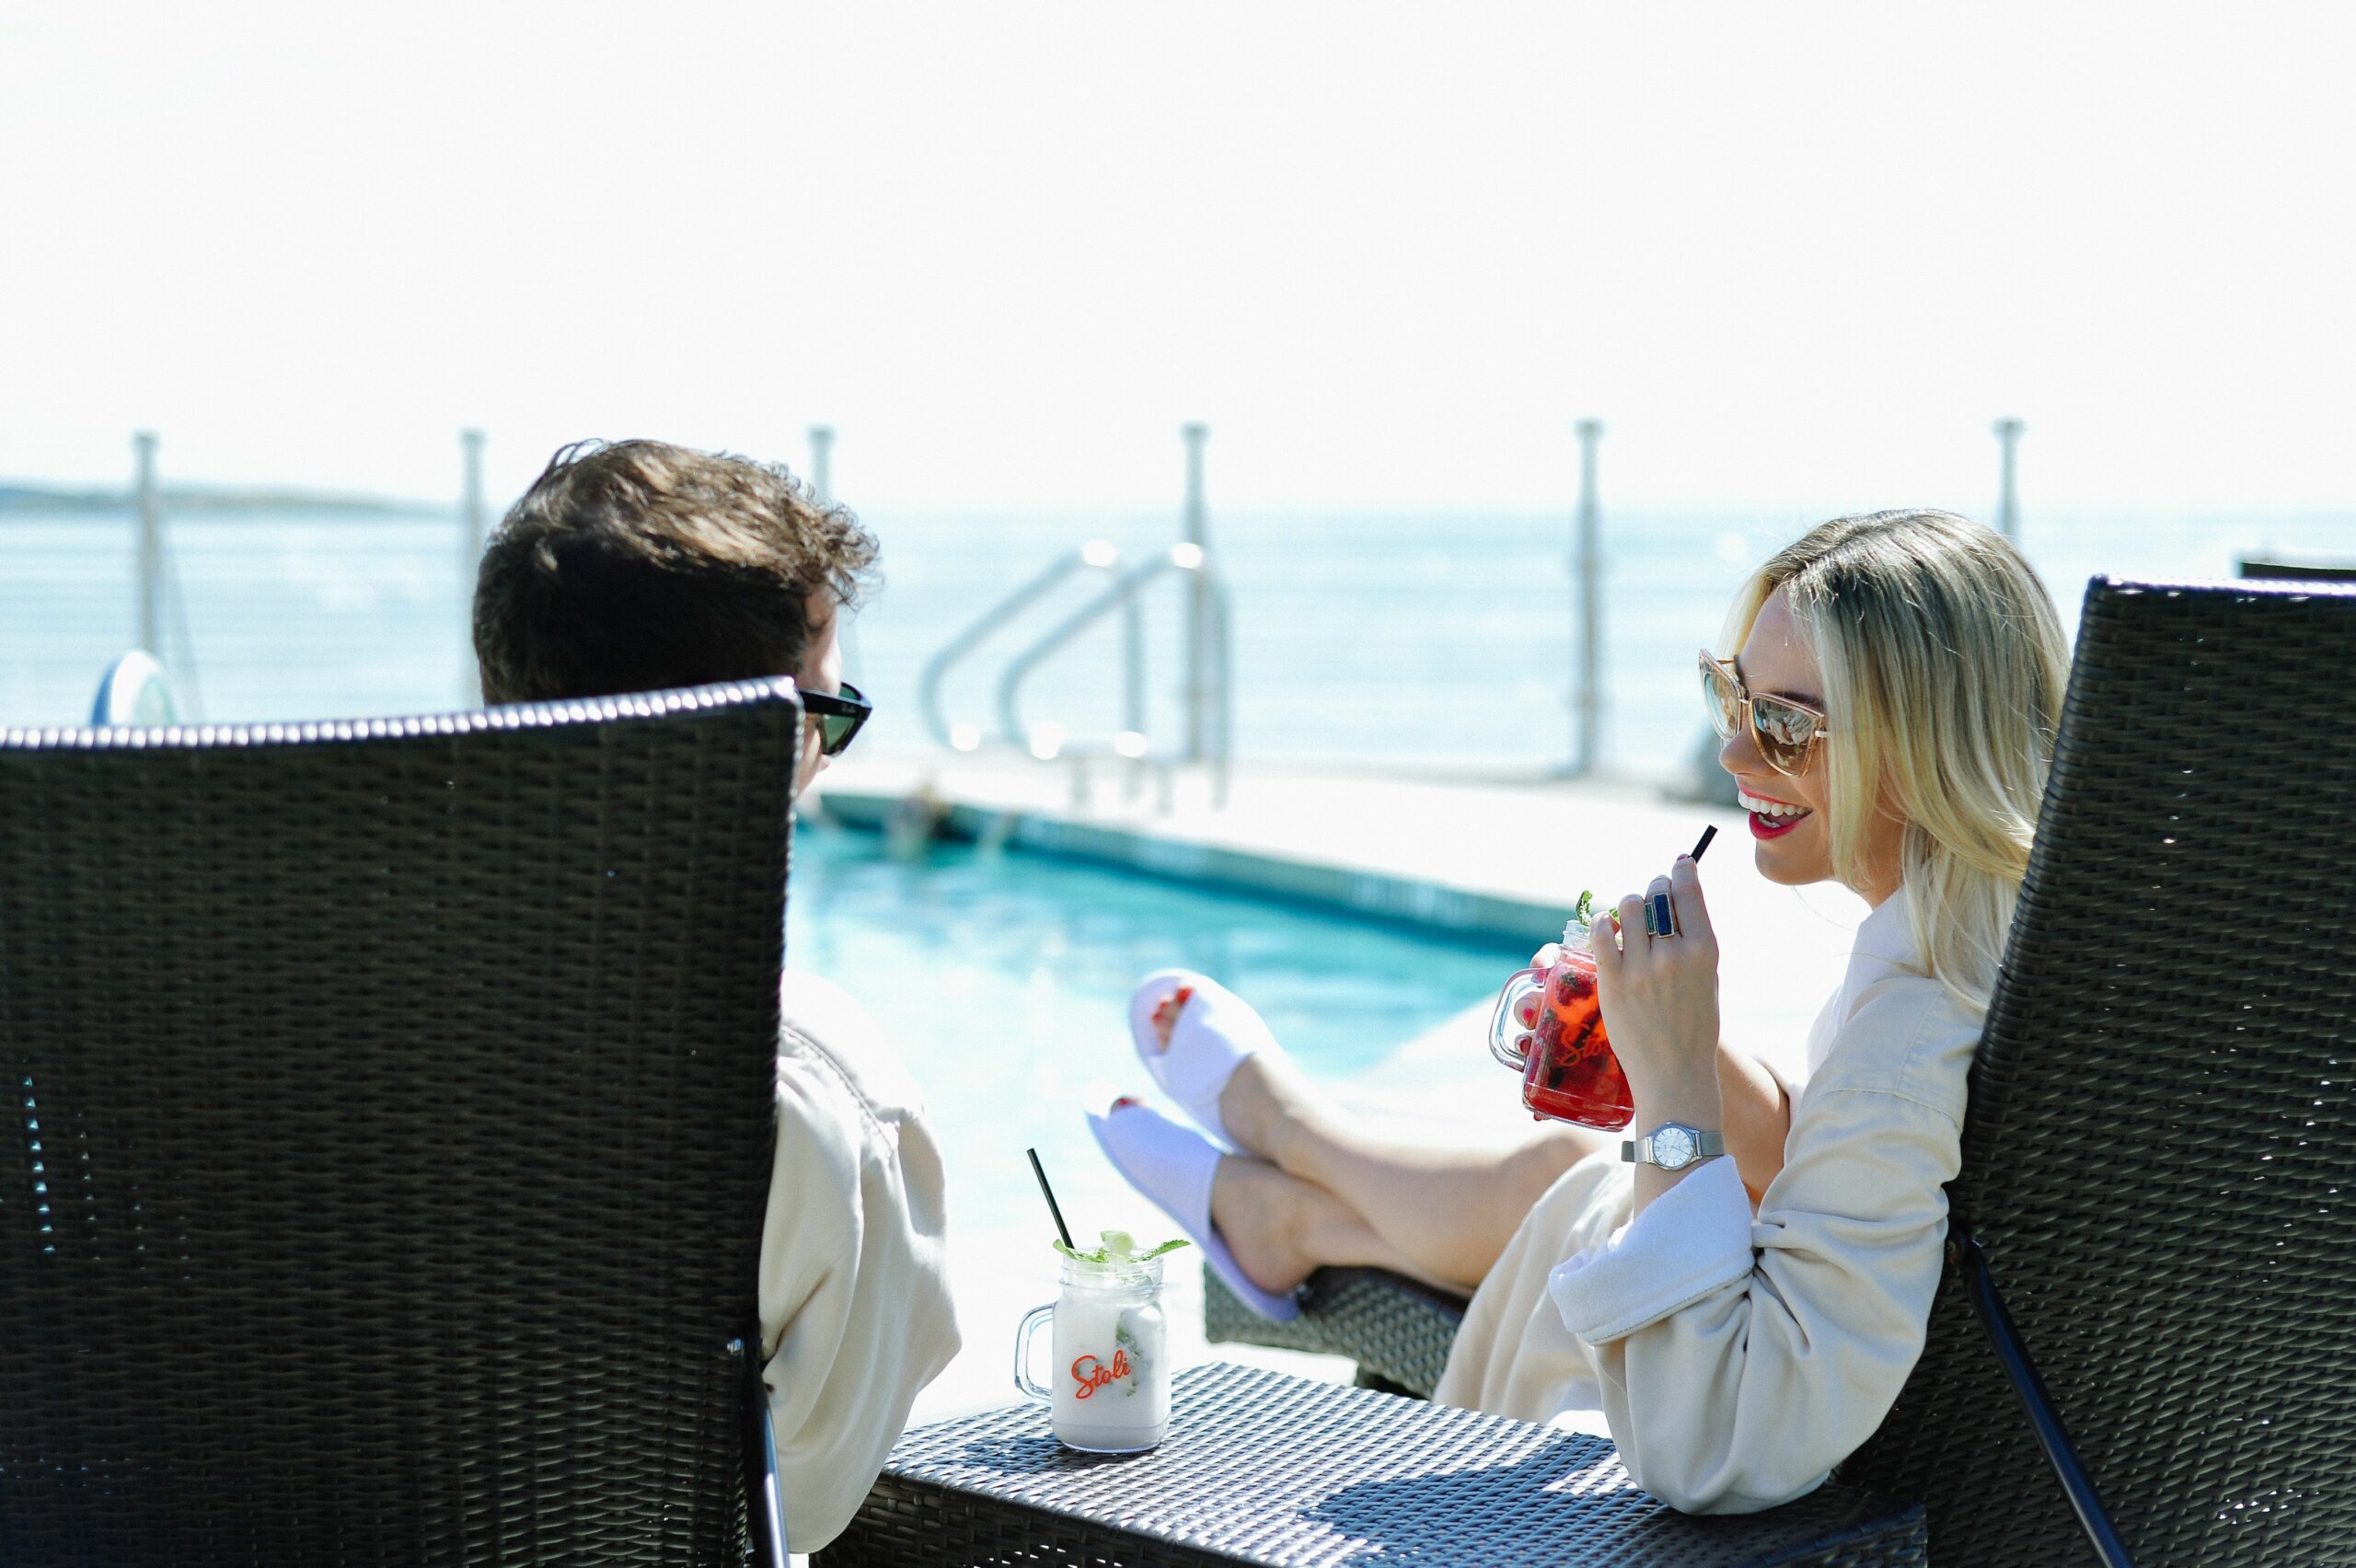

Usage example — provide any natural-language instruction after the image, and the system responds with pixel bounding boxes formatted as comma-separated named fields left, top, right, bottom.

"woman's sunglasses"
left=1698, top=651, right=1831, bottom=778
left=802, top=682, right=872, bottom=757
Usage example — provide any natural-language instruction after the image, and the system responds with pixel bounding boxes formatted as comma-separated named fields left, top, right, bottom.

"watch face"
left=1654, top=1125, right=1697, bottom=1169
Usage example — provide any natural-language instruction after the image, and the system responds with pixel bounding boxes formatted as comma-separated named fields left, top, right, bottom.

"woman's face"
left=1717, top=585, right=1903, bottom=904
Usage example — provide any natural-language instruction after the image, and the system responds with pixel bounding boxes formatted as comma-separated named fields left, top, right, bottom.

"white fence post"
left=808, top=425, right=862, bottom=686
left=1181, top=422, right=1209, bottom=764
left=460, top=429, right=487, bottom=702
left=1573, top=418, right=1605, bottom=777
left=133, top=431, right=161, bottom=657
left=808, top=425, right=835, bottom=503
left=460, top=428, right=487, bottom=564
left=1993, top=418, right=2024, bottom=541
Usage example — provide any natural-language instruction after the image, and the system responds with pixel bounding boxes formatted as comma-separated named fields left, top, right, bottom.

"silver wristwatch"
left=1621, top=1122, right=1726, bottom=1171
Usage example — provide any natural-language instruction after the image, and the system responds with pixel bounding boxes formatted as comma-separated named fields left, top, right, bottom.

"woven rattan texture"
left=1838, top=579, right=2356, bottom=1564
left=1203, top=1262, right=1468, bottom=1398
left=819, top=1362, right=1924, bottom=1567
left=0, top=681, right=802, bottom=1566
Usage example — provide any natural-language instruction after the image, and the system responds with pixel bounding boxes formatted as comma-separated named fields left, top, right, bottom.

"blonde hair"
left=1722, top=510, right=2071, bottom=1011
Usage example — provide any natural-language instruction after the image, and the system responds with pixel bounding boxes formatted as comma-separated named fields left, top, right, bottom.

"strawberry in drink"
left=1488, top=893, right=1635, bottom=1131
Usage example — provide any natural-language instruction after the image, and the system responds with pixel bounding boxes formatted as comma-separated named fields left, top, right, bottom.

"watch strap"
left=1620, top=1125, right=1727, bottom=1169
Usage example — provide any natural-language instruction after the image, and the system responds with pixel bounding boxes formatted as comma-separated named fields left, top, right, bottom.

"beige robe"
left=759, top=973, right=963, bottom=1551
left=1434, top=887, right=1981, bottom=1514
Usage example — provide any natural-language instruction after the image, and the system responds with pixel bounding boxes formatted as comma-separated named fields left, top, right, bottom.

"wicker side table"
left=820, top=1363, right=1925, bottom=1567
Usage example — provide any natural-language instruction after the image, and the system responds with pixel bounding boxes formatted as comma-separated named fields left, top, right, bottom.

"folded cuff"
left=1548, top=1157, right=1754, bottom=1344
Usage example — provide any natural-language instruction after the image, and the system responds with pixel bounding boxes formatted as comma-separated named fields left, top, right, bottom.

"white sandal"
left=1126, top=968, right=1283, bottom=1148
left=1086, top=1095, right=1301, bottom=1321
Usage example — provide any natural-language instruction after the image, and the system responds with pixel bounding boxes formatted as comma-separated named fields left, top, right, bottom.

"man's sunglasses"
left=1698, top=651, right=1831, bottom=778
left=802, top=682, right=872, bottom=757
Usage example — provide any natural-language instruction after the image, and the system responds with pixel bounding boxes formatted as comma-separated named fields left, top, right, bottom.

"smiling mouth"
left=1738, top=786, right=1813, bottom=841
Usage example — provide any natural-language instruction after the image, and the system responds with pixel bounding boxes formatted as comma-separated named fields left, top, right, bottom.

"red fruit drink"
left=1488, top=916, right=1634, bottom=1131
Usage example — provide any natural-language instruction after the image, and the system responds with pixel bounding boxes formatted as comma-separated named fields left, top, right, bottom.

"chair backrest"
left=1837, top=579, right=2356, bottom=1564
left=0, top=681, right=803, bottom=1566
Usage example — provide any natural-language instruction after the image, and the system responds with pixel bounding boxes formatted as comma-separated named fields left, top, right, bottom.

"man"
left=473, top=439, right=959, bottom=1551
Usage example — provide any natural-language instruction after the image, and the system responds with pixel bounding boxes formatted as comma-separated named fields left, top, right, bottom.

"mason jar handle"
left=1012, top=1302, right=1057, bottom=1404
left=1488, top=966, right=1546, bottom=1069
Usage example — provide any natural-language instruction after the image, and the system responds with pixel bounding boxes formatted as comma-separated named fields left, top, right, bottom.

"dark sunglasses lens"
left=814, top=684, right=869, bottom=756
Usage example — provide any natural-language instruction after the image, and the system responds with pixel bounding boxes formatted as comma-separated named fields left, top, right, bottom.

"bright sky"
left=4, top=2, right=2354, bottom=519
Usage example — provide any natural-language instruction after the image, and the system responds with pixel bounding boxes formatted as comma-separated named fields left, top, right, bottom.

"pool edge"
left=812, top=786, right=1565, bottom=947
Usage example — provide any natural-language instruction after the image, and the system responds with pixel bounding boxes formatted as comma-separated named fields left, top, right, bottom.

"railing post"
left=460, top=428, right=488, bottom=701
left=133, top=431, right=162, bottom=656
left=1209, top=569, right=1232, bottom=810
left=1992, top=418, right=2024, bottom=542
left=1573, top=418, right=1605, bottom=778
left=1181, top=423, right=1209, bottom=764
left=1122, top=594, right=1147, bottom=759
left=809, top=424, right=861, bottom=684
left=460, top=428, right=487, bottom=564
left=808, top=425, right=835, bottom=503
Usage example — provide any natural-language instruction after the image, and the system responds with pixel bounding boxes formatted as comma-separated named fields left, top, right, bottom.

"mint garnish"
left=1054, top=1228, right=1191, bottom=1264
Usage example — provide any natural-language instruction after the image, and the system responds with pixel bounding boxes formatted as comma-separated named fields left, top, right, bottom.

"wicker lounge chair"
left=1208, top=575, right=2356, bottom=1565
left=0, top=680, right=804, bottom=1566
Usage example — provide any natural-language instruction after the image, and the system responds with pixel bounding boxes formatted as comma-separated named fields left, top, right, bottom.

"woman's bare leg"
left=1149, top=986, right=1614, bottom=1291
left=1209, top=1155, right=1436, bottom=1293
left=1242, top=1069, right=1607, bottom=1291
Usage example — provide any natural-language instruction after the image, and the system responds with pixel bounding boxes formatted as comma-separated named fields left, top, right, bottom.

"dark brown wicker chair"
left=0, top=681, right=804, bottom=1567
left=1212, top=576, right=2356, bottom=1565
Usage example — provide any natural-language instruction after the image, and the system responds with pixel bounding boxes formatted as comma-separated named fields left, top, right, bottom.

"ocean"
left=3, top=503, right=2348, bottom=777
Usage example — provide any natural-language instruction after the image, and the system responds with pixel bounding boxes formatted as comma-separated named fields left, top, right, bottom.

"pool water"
left=787, top=815, right=1532, bottom=1237
left=787, top=815, right=1546, bottom=1416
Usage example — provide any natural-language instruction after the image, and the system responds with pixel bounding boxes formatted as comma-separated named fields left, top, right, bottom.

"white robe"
left=1433, top=887, right=1982, bottom=1514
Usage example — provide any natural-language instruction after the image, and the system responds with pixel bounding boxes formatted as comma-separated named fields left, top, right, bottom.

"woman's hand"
left=1590, top=857, right=1722, bottom=1103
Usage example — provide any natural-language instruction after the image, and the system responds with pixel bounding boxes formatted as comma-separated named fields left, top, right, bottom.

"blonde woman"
left=1091, top=509, right=2071, bottom=1513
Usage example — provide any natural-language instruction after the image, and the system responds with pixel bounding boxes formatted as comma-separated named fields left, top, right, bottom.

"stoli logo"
left=1069, top=1349, right=1132, bottom=1399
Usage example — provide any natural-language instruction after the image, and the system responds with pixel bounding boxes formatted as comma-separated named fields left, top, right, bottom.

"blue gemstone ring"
left=1645, top=892, right=1679, bottom=938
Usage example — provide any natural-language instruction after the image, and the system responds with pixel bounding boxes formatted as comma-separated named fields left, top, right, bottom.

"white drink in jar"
left=1016, top=1248, right=1172, bottom=1452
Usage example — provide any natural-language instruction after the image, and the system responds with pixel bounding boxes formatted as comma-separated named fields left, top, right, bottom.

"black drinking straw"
left=1027, top=1147, right=1076, bottom=1250
left=1690, top=824, right=1718, bottom=861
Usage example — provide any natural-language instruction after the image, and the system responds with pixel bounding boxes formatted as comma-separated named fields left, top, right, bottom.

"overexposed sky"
left=4, top=1, right=2354, bottom=518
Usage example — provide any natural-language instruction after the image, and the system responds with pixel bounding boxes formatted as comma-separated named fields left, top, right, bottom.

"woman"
left=1090, top=509, right=2070, bottom=1513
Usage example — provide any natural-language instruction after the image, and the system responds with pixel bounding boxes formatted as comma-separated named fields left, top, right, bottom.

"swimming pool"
left=787, top=813, right=1531, bottom=1232
left=788, top=813, right=1541, bottom=1414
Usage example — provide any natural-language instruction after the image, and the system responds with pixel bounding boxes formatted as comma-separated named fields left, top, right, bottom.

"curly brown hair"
left=472, top=439, right=879, bottom=705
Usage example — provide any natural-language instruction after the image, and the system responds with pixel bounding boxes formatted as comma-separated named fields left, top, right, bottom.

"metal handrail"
left=915, top=540, right=1128, bottom=748
left=996, top=544, right=1231, bottom=805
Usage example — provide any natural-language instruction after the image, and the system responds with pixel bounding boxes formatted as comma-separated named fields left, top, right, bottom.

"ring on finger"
left=1643, top=892, right=1680, bottom=938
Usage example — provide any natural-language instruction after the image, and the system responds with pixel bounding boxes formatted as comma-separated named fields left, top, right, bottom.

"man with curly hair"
left=475, top=440, right=958, bottom=1551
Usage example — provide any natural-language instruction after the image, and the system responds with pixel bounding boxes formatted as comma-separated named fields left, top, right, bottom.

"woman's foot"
left=1126, top=970, right=1281, bottom=1149
left=1086, top=1095, right=1302, bottom=1320
left=1207, top=1152, right=1323, bottom=1296
left=1131, top=969, right=1345, bottom=1170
